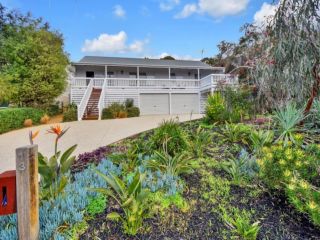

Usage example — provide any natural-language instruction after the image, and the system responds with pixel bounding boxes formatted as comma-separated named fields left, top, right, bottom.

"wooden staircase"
left=82, top=88, right=102, bottom=120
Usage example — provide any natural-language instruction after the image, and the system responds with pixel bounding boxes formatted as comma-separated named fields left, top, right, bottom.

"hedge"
left=0, top=108, right=45, bottom=134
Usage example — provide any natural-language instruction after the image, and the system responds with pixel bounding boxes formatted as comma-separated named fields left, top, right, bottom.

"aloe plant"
left=92, top=171, right=149, bottom=236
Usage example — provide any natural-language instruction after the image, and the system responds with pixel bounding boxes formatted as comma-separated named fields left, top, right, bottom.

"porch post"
left=198, top=68, right=201, bottom=114
left=137, top=66, right=140, bottom=87
left=168, top=67, right=171, bottom=79
left=105, top=65, right=108, bottom=78
left=197, top=68, right=200, bottom=80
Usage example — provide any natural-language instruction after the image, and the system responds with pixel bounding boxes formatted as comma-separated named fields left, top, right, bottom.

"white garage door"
left=140, top=94, right=169, bottom=115
left=171, top=93, right=199, bottom=114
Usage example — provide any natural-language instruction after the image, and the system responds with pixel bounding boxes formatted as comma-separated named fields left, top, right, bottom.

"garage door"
left=171, top=93, right=199, bottom=114
left=140, top=94, right=169, bottom=115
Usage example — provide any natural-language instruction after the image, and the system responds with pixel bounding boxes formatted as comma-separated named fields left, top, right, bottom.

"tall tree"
left=253, top=0, right=320, bottom=111
left=0, top=4, right=69, bottom=106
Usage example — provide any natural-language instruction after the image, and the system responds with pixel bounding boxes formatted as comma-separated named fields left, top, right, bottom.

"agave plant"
left=146, top=151, right=194, bottom=177
left=189, top=126, right=212, bottom=158
left=222, top=149, right=259, bottom=185
left=220, top=122, right=251, bottom=145
left=92, top=171, right=149, bottom=236
left=273, top=103, right=306, bottom=145
left=249, top=129, right=274, bottom=155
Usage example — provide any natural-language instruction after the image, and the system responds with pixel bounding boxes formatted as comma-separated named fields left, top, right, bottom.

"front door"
left=86, top=71, right=94, bottom=85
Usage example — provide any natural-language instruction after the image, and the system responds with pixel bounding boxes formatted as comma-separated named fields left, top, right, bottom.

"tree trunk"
left=304, top=62, right=320, bottom=114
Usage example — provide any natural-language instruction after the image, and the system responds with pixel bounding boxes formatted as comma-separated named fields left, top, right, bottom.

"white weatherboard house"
left=70, top=56, right=238, bottom=120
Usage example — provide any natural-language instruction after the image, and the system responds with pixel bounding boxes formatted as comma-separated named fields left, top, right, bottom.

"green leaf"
left=107, top=212, right=121, bottom=221
left=60, top=144, right=77, bottom=165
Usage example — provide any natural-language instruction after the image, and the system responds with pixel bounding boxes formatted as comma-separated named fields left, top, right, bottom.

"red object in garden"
left=0, top=170, right=17, bottom=215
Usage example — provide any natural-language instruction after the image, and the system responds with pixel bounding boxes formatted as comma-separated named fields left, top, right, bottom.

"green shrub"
left=125, top=98, right=134, bottom=108
left=102, top=102, right=125, bottom=119
left=220, top=206, right=260, bottom=240
left=258, top=143, right=320, bottom=226
left=86, top=194, right=107, bottom=216
left=127, top=107, right=140, bottom=118
left=0, top=107, right=44, bottom=134
left=205, top=92, right=226, bottom=123
left=149, top=119, right=188, bottom=155
left=46, top=102, right=62, bottom=116
left=222, top=86, right=254, bottom=122
left=63, top=104, right=77, bottom=122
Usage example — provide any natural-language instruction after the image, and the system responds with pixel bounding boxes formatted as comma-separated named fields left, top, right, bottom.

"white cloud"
left=113, top=5, right=126, bottom=18
left=254, top=2, right=277, bottom=26
left=175, top=4, right=198, bottom=18
left=160, top=0, right=180, bottom=11
left=175, top=0, right=250, bottom=19
left=81, top=31, right=148, bottom=54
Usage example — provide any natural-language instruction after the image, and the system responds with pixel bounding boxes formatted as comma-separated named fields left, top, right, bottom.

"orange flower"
left=29, top=130, right=40, bottom=145
left=32, top=130, right=40, bottom=140
left=47, top=125, right=63, bottom=136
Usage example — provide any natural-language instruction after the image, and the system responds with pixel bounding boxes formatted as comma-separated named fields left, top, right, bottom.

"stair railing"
left=77, top=79, right=94, bottom=121
left=98, top=79, right=106, bottom=120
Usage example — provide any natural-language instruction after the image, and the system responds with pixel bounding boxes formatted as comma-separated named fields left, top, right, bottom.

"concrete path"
left=0, top=114, right=202, bottom=172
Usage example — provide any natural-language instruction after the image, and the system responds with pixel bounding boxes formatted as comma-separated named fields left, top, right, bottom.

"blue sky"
left=1, top=0, right=275, bottom=61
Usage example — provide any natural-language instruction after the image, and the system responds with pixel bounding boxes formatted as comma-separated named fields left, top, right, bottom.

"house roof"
left=73, top=56, right=221, bottom=70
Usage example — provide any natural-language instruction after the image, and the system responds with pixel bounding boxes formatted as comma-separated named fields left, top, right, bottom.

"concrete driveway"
left=0, top=114, right=202, bottom=172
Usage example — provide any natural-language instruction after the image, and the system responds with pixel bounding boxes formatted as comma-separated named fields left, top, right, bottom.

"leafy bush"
left=258, top=143, right=320, bottom=225
left=205, top=92, right=226, bottom=123
left=220, top=122, right=252, bottom=144
left=222, top=149, right=259, bottom=185
left=63, top=103, right=77, bottom=122
left=127, top=107, right=140, bottom=118
left=93, top=171, right=149, bottom=236
left=0, top=107, right=44, bottom=134
left=86, top=194, right=107, bottom=216
left=0, top=159, right=121, bottom=240
left=273, top=103, right=306, bottom=146
left=220, top=206, right=260, bottom=240
left=125, top=98, right=134, bottom=108
left=188, top=126, right=212, bottom=158
left=38, top=125, right=77, bottom=200
left=249, top=129, right=274, bottom=155
left=146, top=151, right=195, bottom=177
left=149, top=119, right=188, bottom=155
left=46, top=102, right=62, bottom=116
left=102, top=102, right=125, bottom=119
left=222, top=86, right=254, bottom=122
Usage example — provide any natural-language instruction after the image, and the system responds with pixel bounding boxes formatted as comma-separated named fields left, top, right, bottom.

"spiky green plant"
left=147, top=151, right=194, bottom=177
left=273, top=103, right=306, bottom=145
left=92, top=171, right=149, bottom=236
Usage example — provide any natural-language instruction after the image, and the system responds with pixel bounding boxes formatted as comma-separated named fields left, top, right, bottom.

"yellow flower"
left=294, top=134, right=303, bottom=141
left=285, top=148, right=293, bottom=160
left=287, top=141, right=293, bottom=146
left=279, top=159, right=286, bottom=165
left=308, top=201, right=317, bottom=210
left=295, top=149, right=304, bottom=158
left=299, top=181, right=309, bottom=190
left=266, top=152, right=273, bottom=159
left=295, top=161, right=302, bottom=167
left=262, top=147, right=270, bottom=153
left=257, top=158, right=264, bottom=166
left=283, top=170, right=291, bottom=177
left=287, top=184, right=295, bottom=191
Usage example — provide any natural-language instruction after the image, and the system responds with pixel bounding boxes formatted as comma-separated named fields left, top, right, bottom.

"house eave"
left=71, top=61, right=223, bottom=70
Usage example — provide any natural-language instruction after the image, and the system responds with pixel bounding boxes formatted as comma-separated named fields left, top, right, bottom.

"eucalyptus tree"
left=253, top=0, right=320, bottom=111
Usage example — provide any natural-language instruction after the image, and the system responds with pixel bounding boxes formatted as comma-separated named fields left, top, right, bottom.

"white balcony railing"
left=200, top=74, right=238, bottom=90
left=77, top=79, right=93, bottom=121
left=71, top=77, right=200, bottom=89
